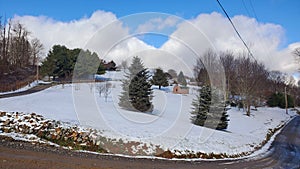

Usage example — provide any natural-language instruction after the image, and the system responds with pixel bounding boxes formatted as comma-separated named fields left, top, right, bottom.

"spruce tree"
left=191, top=85, right=229, bottom=130
left=177, top=71, right=187, bottom=86
left=119, top=56, right=153, bottom=112
left=151, top=68, right=169, bottom=89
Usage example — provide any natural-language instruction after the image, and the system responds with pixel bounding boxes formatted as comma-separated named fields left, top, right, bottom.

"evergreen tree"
left=177, top=71, right=187, bottom=86
left=191, top=85, right=229, bottom=130
left=267, top=92, right=294, bottom=108
left=119, top=56, right=153, bottom=112
left=74, top=50, right=105, bottom=79
left=151, top=68, right=169, bottom=89
left=191, top=85, right=211, bottom=126
left=41, top=45, right=105, bottom=80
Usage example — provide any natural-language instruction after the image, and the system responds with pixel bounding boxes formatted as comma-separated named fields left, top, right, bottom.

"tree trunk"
left=159, top=85, right=161, bottom=90
left=245, top=98, right=251, bottom=116
left=246, top=104, right=251, bottom=116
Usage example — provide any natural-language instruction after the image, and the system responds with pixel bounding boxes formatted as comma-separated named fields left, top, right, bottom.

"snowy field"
left=0, top=76, right=297, bottom=157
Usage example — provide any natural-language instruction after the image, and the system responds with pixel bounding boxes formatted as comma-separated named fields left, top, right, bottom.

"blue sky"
left=0, top=0, right=299, bottom=77
left=1, top=0, right=299, bottom=47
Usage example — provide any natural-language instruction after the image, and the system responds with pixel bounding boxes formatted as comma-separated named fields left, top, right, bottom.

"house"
left=173, top=84, right=189, bottom=94
left=103, top=61, right=117, bottom=71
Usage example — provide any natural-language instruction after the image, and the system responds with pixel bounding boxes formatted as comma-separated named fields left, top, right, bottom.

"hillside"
left=0, top=73, right=297, bottom=158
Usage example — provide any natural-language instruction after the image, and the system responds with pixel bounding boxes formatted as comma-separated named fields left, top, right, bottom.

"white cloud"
left=12, top=10, right=155, bottom=66
left=161, top=12, right=299, bottom=75
left=136, top=15, right=179, bottom=33
left=12, top=10, right=119, bottom=53
left=11, top=11, right=300, bottom=76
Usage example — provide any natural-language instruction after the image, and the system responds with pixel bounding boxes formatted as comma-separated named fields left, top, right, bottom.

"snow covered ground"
left=0, top=76, right=297, bottom=157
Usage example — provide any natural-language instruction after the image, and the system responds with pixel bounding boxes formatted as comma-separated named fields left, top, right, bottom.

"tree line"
left=0, top=18, right=43, bottom=91
left=194, top=49, right=300, bottom=116
left=0, top=19, right=43, bottom=74
left=40, top=45, right=116, bottom=81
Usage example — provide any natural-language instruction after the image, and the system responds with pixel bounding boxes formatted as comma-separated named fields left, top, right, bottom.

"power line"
left=249, top=0, right=259, bottom=21
left=216, top=0, right=256, bottom=61
left=242, top=0, right=251, bottom=17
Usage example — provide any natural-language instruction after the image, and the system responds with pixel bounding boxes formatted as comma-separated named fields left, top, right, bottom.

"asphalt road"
left=0, top=84, right=52, bottom=99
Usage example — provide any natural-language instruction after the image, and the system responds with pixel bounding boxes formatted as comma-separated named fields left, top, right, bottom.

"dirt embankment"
left=0, top=135, right=207, bottom=169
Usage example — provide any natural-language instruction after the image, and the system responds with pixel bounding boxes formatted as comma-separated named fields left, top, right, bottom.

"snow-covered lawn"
left=0, top=81, right=297, bottom=157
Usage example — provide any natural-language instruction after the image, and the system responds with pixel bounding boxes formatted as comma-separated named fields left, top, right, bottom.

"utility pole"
left=285, top=86, right=288, bottom=114
left=36, top=56, right=39, bottom=82
left=36, top=63, right=39, bottom=81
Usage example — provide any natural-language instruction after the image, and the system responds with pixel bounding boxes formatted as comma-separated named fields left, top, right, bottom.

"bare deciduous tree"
left=96, top=81, right=112, bottom=102
left=194, top=49, right=226, bottom=90
left=268, top=71, right=286, bottom=93
left=0, top=18, right=44, bottom=92
left=31, top=38, right=44, bottom=66
left=104, top=82, right=112, bottom=102
left=220, top=51, right=237, bottom=98
left=293, top=47, right=300, bottom=71
left=121, top=60, right=128, bottom=72
left=167, top=69, right=177, bottom=79
left=96, top=83, right=106, bottom=97
left=293, top=47, right=300, bottom=58
left=235, top=54, right=268, bottom=116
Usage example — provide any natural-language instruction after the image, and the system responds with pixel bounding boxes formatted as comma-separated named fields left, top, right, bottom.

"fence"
left=0, top=76, right=36, bottom=92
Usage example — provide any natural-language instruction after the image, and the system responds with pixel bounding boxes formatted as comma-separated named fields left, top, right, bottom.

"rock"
left=45, top=134, right=51, bottom=140
left=28, top=136, right=36, bottom=141
left=81, top=132, right=88, bottom=138
left=2, top=119, right=11, bottom=126
left=37, top=130, right=44, bottom=137
left=24, top=116, right=30, bottom=120
left=0, top=112, right=6, bottom=117
left=77, top=137, right=82, bottom=142
left=51, top=134, right=57, bottom=140
left=64, top=136, right=68, bottom=141
left=71, top=132, right=77, bottom=138
left=55, top=127, right=61, bottom=134
left=35, top=114, right=43, bottom=120
left=80, top=143, right=87, bottom=146
left=3, top=127, right=10, bottom=133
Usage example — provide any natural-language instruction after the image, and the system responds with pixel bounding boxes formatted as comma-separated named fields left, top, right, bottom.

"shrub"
left=267, top=93, right=294, bottom=108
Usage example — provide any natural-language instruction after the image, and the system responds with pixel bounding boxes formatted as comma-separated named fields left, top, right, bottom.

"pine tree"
left=177, top=71, right=187, bottom=86
left=119, top=56, right=153, bottom=112
left=151, top=68, right=169, bottom=89
left=191, top=85, right=229, bottom=130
